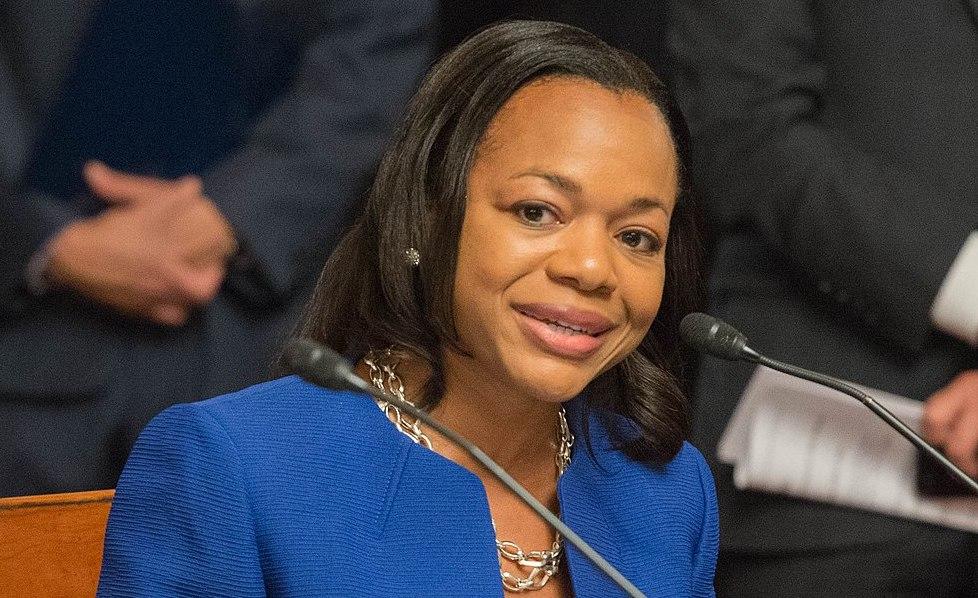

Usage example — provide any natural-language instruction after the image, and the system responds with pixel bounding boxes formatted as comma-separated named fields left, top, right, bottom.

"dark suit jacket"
left=439, top=1, right=670, bottom=80
left=0, top=0, right=434, bottom=496
left=670, top=0, right=978, bottom=550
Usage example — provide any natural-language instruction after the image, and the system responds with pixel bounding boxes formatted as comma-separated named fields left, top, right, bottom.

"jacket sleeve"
left=97, top=403, right=266, bottom=597
left=0, top=187, right=84, bottom=311
left=203, top=0, right=435, bottom=307
left=0, top=46, right=85, bottom=310
left=669, top=0, right=977, bottom=352
left=691, top=447, right=719, bottom=597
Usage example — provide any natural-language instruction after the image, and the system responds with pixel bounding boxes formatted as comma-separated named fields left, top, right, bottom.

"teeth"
left=518, top=308, right=600, bottom=336
left=547, top=320, right=588, bottom=335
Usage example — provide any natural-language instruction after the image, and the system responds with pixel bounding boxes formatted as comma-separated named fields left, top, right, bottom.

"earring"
left=404, top=247, right=420, bottom=267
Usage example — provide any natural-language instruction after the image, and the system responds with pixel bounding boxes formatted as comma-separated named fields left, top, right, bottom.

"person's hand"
left=922, top=369, right=978, bottom=478
left=83, top=161, right=238, bottom=267
left=44, top=162, right=237, bottom=326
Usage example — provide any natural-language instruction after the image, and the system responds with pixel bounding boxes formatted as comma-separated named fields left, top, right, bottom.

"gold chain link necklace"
left=364, top=348, right=574, bottom=593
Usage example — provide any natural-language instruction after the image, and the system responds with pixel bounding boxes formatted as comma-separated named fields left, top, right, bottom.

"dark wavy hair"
left=290, top=20, right=702, bottom=466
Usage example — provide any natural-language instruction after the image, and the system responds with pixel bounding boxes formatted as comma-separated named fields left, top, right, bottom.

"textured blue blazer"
left=98, top=376, right=718, bottom=596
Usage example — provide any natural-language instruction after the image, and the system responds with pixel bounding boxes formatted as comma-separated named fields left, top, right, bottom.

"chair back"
left=0, top=489, right=114, bottom=597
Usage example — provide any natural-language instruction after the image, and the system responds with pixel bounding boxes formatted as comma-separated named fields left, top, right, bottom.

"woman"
left=98, top=21, right=717, bottom=597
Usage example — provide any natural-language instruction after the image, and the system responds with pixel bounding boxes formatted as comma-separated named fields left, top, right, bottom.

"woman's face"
left=449, top=76, right=680, bottom=403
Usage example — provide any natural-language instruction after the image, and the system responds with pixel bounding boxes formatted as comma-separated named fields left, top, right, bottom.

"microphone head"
left=283, top=338, right=368, bottom=392
left=679, top=312, right=755, bottom=362
left=283, top=338, right=327, bottom=374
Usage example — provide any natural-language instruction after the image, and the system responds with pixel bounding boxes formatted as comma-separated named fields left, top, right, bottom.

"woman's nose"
left=544, top=223, right=618, bottom=294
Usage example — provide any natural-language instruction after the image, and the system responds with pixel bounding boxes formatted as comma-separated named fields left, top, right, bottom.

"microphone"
left=679, top=312, right=978, bottom=495
left=283, top=339, right=373, bottom=394
left=679, top=312, right=759, bottom=362
left=284, top=338, right=646, bottom=598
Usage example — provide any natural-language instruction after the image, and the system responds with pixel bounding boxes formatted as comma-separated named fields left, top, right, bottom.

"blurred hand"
left=45, top=161, right=237, bottom=326
left=922, top=369, right=978, bottom=478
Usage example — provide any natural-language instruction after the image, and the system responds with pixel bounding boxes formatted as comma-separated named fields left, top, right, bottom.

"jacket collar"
left=361, top=387, right=642, bottom=596
left=563, top=393, right=641, bottom=476
left=557, top=396, right=639, bottom=595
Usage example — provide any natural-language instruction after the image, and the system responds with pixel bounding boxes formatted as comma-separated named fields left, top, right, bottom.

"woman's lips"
left=513, top=303, right=615, bottom=359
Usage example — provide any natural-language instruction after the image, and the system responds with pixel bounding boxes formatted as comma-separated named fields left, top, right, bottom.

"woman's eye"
left=516, top=203, right=559, bottom=226
left=619, top=229, right=662, bottom=254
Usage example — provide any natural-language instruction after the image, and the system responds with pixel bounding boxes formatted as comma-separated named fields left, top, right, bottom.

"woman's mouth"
left=513, top=303, right=614, bottom=359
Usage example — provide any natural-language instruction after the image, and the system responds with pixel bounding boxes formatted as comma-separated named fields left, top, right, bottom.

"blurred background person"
left=0, top=0, right=434, bottom=497
left=670, top=0, right=977, bottom=595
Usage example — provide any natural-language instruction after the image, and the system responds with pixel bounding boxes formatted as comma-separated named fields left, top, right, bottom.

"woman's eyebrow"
left=510, top=169, right=669, bottom=215
left=625, top=197, right=668, bottom=215
left=510, top=169, right=582, bottom=194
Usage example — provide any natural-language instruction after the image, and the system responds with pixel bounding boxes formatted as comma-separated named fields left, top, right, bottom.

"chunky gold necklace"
left=364, top=348, right=574, bottom=593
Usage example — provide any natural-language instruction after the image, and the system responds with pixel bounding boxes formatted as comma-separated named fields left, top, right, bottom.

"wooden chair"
left=0, top=489, right=114, bottom=598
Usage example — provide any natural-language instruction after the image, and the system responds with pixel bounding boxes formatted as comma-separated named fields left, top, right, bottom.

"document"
left=719, top=366, right=978, bottom=533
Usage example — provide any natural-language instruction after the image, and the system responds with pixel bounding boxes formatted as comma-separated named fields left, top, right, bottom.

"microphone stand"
left=739, top=346, right=978, bottom=495
left=286, top=339, right=647, bottom=598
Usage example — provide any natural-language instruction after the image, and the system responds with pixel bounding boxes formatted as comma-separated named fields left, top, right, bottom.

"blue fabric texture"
left=98, top=376, right=718, bottom=596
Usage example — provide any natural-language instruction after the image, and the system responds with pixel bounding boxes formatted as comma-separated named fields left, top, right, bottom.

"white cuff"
left=931, top=231, right=978, bottom=346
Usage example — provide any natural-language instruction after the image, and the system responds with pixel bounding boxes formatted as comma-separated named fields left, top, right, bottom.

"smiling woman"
left=98, top=21, right=717, bottom=598
left=307, top=21, right=702, bottom=469
left=456, top=77, right=678, bottom=405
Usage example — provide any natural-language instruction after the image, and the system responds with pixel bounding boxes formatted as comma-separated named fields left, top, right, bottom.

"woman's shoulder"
left=576, top=404, right=714, bottom=492
left=192, top=374, right=372, bottom=420
left=665, top=441, right=713, bottom=483
left=647, top=441, right=716, bottom=509
left=611, top=440, right=714, bottom=497
left=586, top=434, right=716, bottom=529
left=119, top=376, right=406, bottom=509
left=143, top=375, right=394, bottom=458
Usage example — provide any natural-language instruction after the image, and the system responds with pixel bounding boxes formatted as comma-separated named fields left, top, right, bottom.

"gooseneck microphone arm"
left=284, top=339, right=647, bottom=598
left=679, top=312, right=978, bottom=495
left=754, top=353, right=978, bottom=494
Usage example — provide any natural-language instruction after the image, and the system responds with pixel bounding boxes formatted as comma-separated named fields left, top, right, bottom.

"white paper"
left=718, top=366, right=978, bottom=533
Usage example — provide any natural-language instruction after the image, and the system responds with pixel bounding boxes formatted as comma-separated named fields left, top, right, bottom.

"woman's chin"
left=511, top=366, right=593, bottom=404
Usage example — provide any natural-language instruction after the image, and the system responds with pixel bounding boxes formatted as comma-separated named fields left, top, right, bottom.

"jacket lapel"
left=380, top=437, right=504, bottom=596
left=559, top=470, right=628, bottom=596
left=558, top=400, right=632, bottom=596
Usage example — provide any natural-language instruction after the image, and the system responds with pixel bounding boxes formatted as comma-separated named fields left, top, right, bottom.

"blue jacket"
left=98, top=376, right=718, bottom=596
